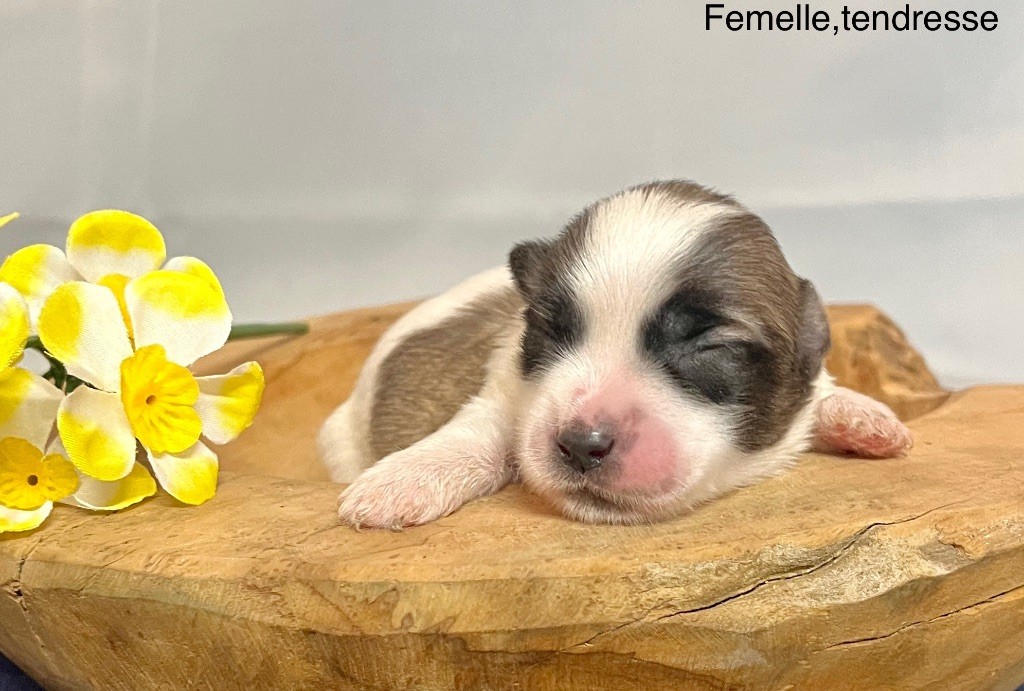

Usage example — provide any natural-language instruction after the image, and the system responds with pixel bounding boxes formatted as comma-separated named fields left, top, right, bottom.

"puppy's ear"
left=794, top=278, right=831, bottom=381
left=508, top=240, right=553, bottom=297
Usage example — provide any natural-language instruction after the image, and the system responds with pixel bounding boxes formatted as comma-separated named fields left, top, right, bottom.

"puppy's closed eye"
left=527, top=306, right=574, bottom=345
left=658, top=309, right=718, bottom=343
left=641, top=293, right=722, bottom=354
left=521, top=289, right=584, bottom=375
left=663, top=340, right=763, bottom=405
left=644, top=302, right=772, bottom=406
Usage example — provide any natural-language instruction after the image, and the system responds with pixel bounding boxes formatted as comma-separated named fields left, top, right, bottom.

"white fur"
left=569, top=189, right=740, bottom=353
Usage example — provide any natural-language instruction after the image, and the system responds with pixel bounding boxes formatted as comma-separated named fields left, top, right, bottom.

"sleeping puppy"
left=319, top=180, right=912, bottom=528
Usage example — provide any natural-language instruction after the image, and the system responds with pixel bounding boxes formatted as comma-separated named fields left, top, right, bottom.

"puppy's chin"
left=548, top=481, right=692, bottom=524
left=527, top=473, right=695, bottom=525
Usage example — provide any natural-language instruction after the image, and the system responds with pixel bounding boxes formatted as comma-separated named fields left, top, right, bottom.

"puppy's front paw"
left=337, top=455, right=459, bottom=530
left=814, top=387, right=913, bottom=458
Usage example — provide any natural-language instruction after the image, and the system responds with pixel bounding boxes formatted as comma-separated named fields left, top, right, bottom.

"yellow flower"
left=0, top=283, right=62, bottom=462
left=0, top=283, right=28, bottom=371
left=0, top=280, right=66, bottom=531
left=120, top=344, right=202, bottom=455
left=0, top=210, right=162, bottom=327
left=0, top=437, right=78, bottom=511
left=0, top=210, right=225, bottom=336
left=2, top=210, right=263, bottom=507
left=15, top=211, right=265, bottom=506
left=0, top=281, right=154, bottom=531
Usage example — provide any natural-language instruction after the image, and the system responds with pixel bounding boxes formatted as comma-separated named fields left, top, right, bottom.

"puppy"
left=319, top=181, right=912, bottom=528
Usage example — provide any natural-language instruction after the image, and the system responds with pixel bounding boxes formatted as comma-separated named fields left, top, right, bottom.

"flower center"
left=120, top=344, right=202, bottom=456
left=0, top=437, right=78, bottom=511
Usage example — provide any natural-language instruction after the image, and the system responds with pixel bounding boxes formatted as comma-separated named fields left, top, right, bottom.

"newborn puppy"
left=319, top=181, right=912, bottom=528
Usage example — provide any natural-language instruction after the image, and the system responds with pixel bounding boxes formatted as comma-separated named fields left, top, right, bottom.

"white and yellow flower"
left=0, top=283, right=62, bottom=447
left=0, top=437, right=78, bottom=532
left=0, top=280, right=67, bottom=531
left=0, top=209, right=224, bottom=333
left=37, top=268, right=264, bottom=506
left=0, top=281, right=156, bottom=531
left=0, top=210, right=163, bottom=327
left=4, top=210, right=265, bottom=510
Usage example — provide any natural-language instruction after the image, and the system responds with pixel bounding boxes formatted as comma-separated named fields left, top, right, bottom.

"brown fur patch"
left=674, top=212, right=829, bottom=450
left=368, top=286, right=524, bottom=461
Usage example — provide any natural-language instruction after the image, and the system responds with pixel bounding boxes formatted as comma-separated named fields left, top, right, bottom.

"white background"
left=2, top=1, right=1022, bottom=386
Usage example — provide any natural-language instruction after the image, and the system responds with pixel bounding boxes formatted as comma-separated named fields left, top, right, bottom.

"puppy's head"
left=509, top=181, right=830, bottom=524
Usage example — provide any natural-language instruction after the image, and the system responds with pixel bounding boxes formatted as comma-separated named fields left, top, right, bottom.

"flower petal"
left=57, top=387, right=137, bottom=481
left=0, top=245, right=79, bottom=325
left=0, top=282, right=29, bottom=369
left=66, top=210, right=166, bottom=282
left=120, top=345, right=202, bottom=455
left=0, top=368, right=64, bottom=450
left=62, top=462, right=156, bottom=511
left=41, top=452, right=79, bottom=502
left=96, top=273, right=134, bottom=341
left=0, top=501, right=52, bottom=533
left=126, top=269, right=231, bottom=367
left=38, top=281, right=133, bottom=391
left=148, top=441, right=218, bottom=505
left=195, top=362, right=265, bottom=445
left=0, top=212, right=19, bottom=229
left=163, top=257, right=225, bottom=300
left=0, top=437, right=48, bottom=510
left=0, top=440, right=79, bottom=511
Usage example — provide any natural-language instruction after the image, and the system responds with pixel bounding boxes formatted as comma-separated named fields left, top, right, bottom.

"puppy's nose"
left=557, top=426, right=615, bottom=473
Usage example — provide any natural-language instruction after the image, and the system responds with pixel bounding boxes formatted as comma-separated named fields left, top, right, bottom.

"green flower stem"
left=228, top=322, right=309, bottom=340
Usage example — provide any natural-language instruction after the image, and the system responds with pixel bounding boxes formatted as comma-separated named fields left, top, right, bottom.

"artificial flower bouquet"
left=0, top=210, right=303, bottom=533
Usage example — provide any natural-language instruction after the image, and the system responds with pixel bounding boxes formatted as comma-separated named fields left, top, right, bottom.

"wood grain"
left=824, top=305, right=949, bottom=421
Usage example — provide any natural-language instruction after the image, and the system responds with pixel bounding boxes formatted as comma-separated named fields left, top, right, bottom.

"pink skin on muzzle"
left=567, top=371, right=686, bottom=495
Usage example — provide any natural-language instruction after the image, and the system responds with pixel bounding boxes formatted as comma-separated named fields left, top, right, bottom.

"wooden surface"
left=196, top=302, right=949, bottom=483
left=824, top=305, right=949, bottom=420
left=0, top=386, right=1022, bottom=689
left=2, top=302, right=1020, bottom=691
left=193, top=301, right=418, bottom=481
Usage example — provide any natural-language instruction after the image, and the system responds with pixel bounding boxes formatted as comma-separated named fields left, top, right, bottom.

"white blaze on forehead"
left=566, top=187, right=739, bottom=355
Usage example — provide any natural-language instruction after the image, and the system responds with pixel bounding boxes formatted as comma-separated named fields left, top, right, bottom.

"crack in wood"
left=559, top=500, right=967, bottom=652
left=817, top=581, right=1024, bottom=652
left=6, top=537, right=51, bottom=674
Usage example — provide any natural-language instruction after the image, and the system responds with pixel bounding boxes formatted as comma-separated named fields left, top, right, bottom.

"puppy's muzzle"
left=556, top=424, right=615, bottom=473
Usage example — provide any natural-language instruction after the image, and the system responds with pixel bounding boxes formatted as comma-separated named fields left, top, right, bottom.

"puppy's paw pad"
left=815, top=387, right=913, bottom=459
